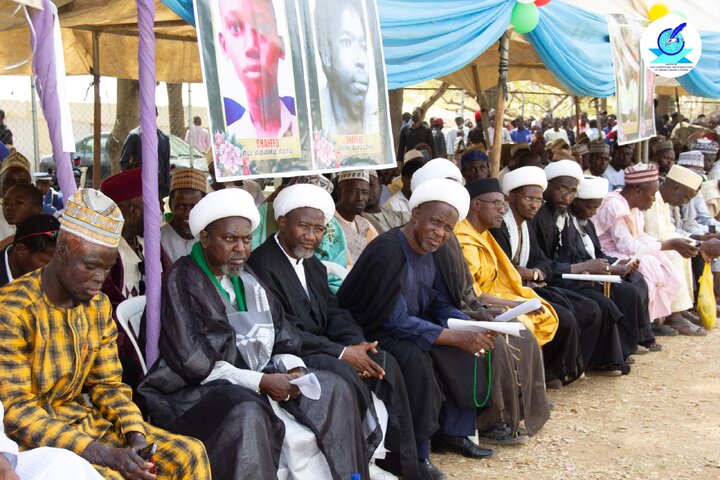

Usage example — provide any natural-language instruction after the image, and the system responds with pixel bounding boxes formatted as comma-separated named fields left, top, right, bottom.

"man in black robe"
left=531, top=160, right=629, bottom=374
left=491, top=166, right=599, bottom=386
left=565, top=176, right=660, bottom=354
left=339, top=178, right=496, bottom=477
left=247, top=183, right=421, bottom=479
left=139, top=188, right=367, bottom=480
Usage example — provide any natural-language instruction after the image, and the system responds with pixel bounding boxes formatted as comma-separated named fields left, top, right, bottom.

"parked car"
left=39, top=132, right=207, bottom=187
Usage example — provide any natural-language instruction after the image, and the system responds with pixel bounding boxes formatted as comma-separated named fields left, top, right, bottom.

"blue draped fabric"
left=677, top=32, right=720, bottom=99
left=525, top=0, right=615, bottom=97
left=161, top=0, right=720, bottom=98
left=161, top=0, right=513, bottom=89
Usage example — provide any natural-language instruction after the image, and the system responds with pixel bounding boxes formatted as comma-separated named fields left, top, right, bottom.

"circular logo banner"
left=640, top=13, right=702, bottom=78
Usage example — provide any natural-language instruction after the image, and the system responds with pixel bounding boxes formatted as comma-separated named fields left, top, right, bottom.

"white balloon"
left=517, top=0, right=536, bottom=3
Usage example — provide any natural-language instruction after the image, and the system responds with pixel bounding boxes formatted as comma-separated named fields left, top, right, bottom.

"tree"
left=108, top=79, right=140, bottom=174
left=167, top=83, right=185, bottom=138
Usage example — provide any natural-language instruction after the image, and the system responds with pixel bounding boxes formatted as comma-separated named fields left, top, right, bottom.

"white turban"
left=273, top=184, right=336, bottom=224
left=577, top=176, right=609, bottom=199
left=501, top=166, right=547, bottom=195
left=545, top=160, right=584, bottom=183
left=667, top=164, right=702, bottom=191
left=409, top=178, right=470, bottom=221
left=189, top=188, right=260, bottom=236
left=410, top=158, right=462, bottom=191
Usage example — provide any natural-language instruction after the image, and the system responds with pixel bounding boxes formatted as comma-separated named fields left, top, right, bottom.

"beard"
left=220, top=254, right=246, bottom=277
left=292, top=243, right=315, bottom=259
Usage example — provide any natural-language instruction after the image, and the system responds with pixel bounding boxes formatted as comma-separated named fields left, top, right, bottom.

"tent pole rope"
left=490, top=32, right=510, bottom=178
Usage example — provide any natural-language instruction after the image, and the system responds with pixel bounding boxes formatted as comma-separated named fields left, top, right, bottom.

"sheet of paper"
left=447, top=319, right=527, bottom=337
left=290, top=373, right=321, bottom=400
left=561, top=274, right=622, bottom=283
left=491, top=298, right=542, bottom=322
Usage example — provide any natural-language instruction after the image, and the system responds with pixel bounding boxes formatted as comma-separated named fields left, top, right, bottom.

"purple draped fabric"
left=31, top=0, right=76, bottom=200
left=137, top=0, right=161, bottom=366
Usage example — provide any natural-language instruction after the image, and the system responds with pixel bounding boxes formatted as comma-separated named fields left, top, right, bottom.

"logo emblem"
left=641, top=13, right=701, bottom=78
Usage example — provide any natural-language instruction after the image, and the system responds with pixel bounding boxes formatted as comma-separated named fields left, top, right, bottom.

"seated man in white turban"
left=0, top=189, right=211, bottom=479
left=339, top=179, right=496, bottom=479
left=248, top=183, right=419, bottom=479
left=139, top=188, right=368, bottom=480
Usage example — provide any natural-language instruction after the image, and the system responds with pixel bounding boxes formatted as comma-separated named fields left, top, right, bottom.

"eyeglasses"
left=521, top=196, right=545, bottom=206
left=14, top=230, right=59, bottom=243
left=476, top=199, right=507, bottom=211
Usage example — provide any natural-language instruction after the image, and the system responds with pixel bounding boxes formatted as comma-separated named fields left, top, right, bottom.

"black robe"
left=247, top=237, right=419, bottom=479
left=491, top=221, right=596, bottom=383
left=557, top=216, right=655, bottom=353
left=530, top=205, right=626, bottom=368
left=337, top=229, right=489, bottom=441
left=139, top=256, right=368, bottom=480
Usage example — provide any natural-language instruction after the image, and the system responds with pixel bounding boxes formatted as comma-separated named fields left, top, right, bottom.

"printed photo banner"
left=194, top=0, right=395, bottom=181
left=607, top=14, right=657, bottom=146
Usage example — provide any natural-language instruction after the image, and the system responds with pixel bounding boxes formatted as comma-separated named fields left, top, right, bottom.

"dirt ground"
left=436, top=330, right=720, bottom=479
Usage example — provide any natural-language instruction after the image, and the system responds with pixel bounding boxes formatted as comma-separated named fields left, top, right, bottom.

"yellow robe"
left=455, top=219, right=559, bottom=347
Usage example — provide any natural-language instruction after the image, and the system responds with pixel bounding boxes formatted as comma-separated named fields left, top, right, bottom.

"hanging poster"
left=607, top=14, right=657, bottom=145
left=194, top=0, right=395, bottom=181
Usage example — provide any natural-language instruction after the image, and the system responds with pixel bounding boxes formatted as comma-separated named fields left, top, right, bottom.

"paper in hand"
left=290, top=373, right=322, bottom=400
left=494, top=298, right=542, bottom=322
left=562, top=273, right=622, bottom=283
left=447, top=318, right=527, bottom=337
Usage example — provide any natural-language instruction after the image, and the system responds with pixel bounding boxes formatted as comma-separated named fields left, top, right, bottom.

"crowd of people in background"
left=0, top=99, right=717, bottom=480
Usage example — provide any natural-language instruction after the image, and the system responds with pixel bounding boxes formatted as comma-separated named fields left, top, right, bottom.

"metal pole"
left=471, top=64, right=491, bottom=149
left=29, top=76, right=41, bottom=172
left=490, top=33, right=510, bottom=178
left=521, top=92, right=525, bottom=118
left=92, top=31, right=102, bottom=188
left=460, top=89, right=465, bottom=120
left=187, top=82, right=193, bottom=168
left=575, top=96, right=580, bottom=138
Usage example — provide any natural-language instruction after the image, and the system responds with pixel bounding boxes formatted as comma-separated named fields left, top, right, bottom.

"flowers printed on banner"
left=313, top=130, right=341, bottom=168
left=213, top=131, right=249, bottom=176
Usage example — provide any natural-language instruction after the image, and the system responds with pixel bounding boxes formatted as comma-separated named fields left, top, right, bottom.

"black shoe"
left=431, top=435, right=494, bottom=458
left=418, top=458, right=447, bottom=480
left=477, top=424, right=529, bottom=445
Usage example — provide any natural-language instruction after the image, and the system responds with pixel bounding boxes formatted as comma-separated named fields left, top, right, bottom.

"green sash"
left=190, top=242, right=247, bottom=311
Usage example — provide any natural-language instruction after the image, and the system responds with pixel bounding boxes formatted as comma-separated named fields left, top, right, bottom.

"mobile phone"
left=710, top=225, right=716, bottom=234
left=138, top=443, right=157, bottom=460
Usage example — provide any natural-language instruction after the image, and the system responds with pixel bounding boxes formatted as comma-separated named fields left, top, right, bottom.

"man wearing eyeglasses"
left=100, top=169, right=173, bottom=398
left=0, top=214, right=59, bottom=287
left=530, top=160, right=629, bottom=375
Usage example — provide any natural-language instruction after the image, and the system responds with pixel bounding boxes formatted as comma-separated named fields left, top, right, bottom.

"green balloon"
left=511, top=2, right=540, bottom=34
left=671, top=10, right=688, bottom=20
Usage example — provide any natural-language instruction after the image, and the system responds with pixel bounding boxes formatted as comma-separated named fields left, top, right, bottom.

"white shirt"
left=487, top=126, right=512, bottom=146
left=544, top=128, right=570, bottom=144
left=4, top=246, right=13, bottom=284
left=160, top=223, right=196, bottom=263
left=185, top=125, right=211, bottom=153
left=0, top=200, right=15, bottom=241
left=383, top=191, right=411, bottom=215
left=274, top=234, right=308, bottom=296
left=602, top=165, right=626, bottom=191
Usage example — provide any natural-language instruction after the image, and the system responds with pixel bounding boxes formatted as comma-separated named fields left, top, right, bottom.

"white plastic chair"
left=322, top=261, right=349, bottom=281
left=116, top=295, right=148, bottom=374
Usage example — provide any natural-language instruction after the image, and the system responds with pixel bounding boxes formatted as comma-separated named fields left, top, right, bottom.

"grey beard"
left=221, top=263, right=244, bottom=277
left=293, top=245, right=315, bottom=259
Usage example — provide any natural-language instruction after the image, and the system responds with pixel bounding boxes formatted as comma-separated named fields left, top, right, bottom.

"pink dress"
left=592, top=191, right=681, bottom=320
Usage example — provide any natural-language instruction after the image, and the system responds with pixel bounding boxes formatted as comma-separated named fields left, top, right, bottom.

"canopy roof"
left=0, top=0, right=201, bottom=82
left=1, top=0, right=718, bottom=96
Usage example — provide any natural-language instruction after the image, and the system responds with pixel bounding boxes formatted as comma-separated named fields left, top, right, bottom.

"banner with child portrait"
left=194, top=0, right=394, bottom=181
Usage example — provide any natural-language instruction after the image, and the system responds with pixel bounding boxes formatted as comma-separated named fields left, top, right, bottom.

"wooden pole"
left=575, top=96, right=580, bottom=138
left=490, top=33, right=510, bottom=178
left=471, top=64, right=492, bottom=149
left=675, top=87, right=681, bottom=115
left=92, top=31, right=102, bottom=189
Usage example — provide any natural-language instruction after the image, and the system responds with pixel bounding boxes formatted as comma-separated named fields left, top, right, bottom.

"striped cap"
left=624, top=163, right=659, bottom=185
left=170, top=168, right=208, bottom=193
left=59, top=189, right=124, bottom=248
left=287, top=174, right=334, bottom=193
left=572, top=144, right=589, bottom=156
left=589, top=141, right=610, bottom=155
left=338, top=170, right=370, bottom=183
left=510, top=142, right=530, bottom=157
left=0, top=148, right=31, bottom=176
left=677, top=151, right=704, bottom=169
left=651, top=139, right=673, bottom=154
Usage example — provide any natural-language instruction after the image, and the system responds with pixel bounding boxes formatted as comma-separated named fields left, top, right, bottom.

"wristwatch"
left=532, top=269, right=540, bottom=282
